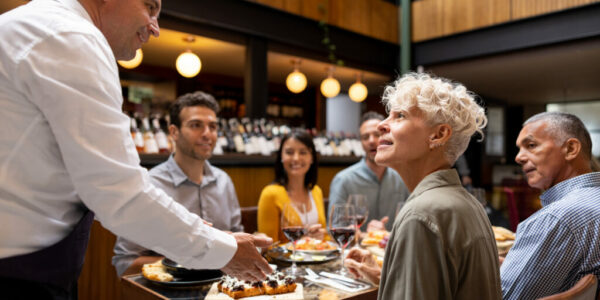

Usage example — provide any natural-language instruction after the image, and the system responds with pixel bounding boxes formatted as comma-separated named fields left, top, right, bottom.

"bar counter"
left=140, top=153, right=360, bottom=207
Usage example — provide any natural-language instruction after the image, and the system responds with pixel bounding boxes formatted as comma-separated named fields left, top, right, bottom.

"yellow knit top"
left=257, top=184, right=326, bottom=243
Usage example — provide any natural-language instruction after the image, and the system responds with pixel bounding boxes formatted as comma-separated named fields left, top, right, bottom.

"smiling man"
left=501, top=112, right=600, bottom=299
left=113, top=91, right=244, bottom=276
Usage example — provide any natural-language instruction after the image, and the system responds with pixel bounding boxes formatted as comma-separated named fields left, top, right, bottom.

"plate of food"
left=283, top=237, right=339, bottom=255
left=266, top=242, right=339, bottom=264
left=360, top=230, right=390, bottom=248
left=492, top=226, right=516, bottom=256
left=205, top=271, right=303, bottom=299
left=141, top=259, right=223, bottom=287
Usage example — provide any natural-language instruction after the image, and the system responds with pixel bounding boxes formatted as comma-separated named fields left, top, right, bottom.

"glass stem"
left=292, top=241, right=297, bottom=269
left=340, top=246, right=345, bottom=273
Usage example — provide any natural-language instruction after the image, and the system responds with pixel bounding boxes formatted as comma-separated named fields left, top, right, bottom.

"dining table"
left=120, top=246, right=379, bottom=300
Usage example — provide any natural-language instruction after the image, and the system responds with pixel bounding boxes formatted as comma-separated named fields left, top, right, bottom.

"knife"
left=319, top=271, right=367, bottom=286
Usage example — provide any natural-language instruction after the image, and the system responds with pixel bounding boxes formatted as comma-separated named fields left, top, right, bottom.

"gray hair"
left=381, top=73, right=487, bottom=164
left=524, top=112, right=593, bottom=161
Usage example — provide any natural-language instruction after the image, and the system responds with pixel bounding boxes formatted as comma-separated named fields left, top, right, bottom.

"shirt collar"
left=359, top=158, right=387, bottom=181
left=406, top=169, right=462, bottom=202
left=540, top=172, right=600, bottom=206
left=165, top=155, right=216, bottom=187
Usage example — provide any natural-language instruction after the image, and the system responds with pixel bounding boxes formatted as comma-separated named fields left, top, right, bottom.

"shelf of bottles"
left=130, top=113, right=364, bottom=167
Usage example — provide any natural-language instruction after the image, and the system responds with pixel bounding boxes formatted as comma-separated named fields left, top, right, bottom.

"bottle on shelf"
left=141, top=116, right=159, bottom=154
left=152, top=116, right=170, bottom=154
left=130, top=116, right=145, bottom=153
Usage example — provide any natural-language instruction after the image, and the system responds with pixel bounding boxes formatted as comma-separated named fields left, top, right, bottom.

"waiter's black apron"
left=0, top=210, right=94, bottom=299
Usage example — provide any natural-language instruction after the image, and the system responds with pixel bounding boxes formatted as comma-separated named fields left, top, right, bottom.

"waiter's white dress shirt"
left=0, top=0, right=236, bottom=269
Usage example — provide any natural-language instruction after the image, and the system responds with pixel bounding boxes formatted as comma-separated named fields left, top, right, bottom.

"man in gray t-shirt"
left=328, top=112, right=409, bottom=231
left=112, top=91, right=242, bottom=276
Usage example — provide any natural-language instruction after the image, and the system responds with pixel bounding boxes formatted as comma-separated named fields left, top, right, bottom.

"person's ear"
left=429, top=124, right=452, bottom=150
left=563, top=138, right=581, bottom=161
left=168, top=124, right=179, bottom=140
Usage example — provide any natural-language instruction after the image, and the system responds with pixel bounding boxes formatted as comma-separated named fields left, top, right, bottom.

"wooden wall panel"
left=412, top=0, right=444, bottom=42
left=442, top=0, right=510, bottom=37
left=221, top=167, right=274, bottom=207
left=370, top=0, right=399, bottom=43
left=330, top=0, right=372, bottom=38
left=251, top=0, right=399, bottom=44
left=511, top=0, right=599, bottom=19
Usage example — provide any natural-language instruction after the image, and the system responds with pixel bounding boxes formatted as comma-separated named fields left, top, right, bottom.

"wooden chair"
left=241, top=206, right=258, bottom=234
left=538, top=274, right=598, bottom=300
left=503, top=187, right=520, bottom=232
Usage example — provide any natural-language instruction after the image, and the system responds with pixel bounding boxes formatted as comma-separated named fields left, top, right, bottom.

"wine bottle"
left=142, top=117, right=159, bottom=154
left=130, top=116, right=144, bottom=153
left=152, top=117, right=170, bottom=154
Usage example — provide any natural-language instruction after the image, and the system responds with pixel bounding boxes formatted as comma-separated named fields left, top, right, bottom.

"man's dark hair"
left=169, top=91, right=219, bottom=128
left=361, top=111, right=384, bottom=125
left=274, top=130, right=318, bottom=189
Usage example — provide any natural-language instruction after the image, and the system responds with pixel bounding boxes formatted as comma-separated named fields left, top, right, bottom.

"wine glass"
left=281, top=202, right=307, bottom=275
left=329, top=204, right=356, bottom=275
left=347, top=194, right=368, bottom=246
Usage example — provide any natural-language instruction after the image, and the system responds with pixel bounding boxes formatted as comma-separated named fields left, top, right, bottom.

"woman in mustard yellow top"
left=257, top=130, right=327, bottom=243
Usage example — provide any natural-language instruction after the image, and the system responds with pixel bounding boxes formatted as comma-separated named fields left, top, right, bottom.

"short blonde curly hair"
left=381, top=73, right=487, bottom=164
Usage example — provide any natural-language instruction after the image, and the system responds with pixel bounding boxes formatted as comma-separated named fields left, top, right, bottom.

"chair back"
left=241, top=206, right=258, bottom=234
left=538, top=274, right=598, bottom=300
left=503, top=187, right=520, bottom=232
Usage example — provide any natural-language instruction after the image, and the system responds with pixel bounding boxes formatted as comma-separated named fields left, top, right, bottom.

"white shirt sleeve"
left=11, top=28, right=236, bottom=268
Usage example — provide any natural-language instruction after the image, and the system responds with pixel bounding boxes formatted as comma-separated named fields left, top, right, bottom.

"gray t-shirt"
left=378, top=169, right=501, bottom=300
left=112, top=155, right=242, bottom=276
left=328, top=158, right=409, bottom=230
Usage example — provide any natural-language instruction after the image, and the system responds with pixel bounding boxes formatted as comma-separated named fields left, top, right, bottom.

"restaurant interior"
left=2, top=0, right=600, bottom=299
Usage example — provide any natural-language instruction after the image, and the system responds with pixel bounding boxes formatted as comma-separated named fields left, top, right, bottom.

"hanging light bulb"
left=349, top=73, right=368, bottom=102
left=286, top=59, right=307, bottom=93
left=118, top=48, right=143, bottom=69
left=320, top=66, right=340, bottom=98
left=175, top=36, right=201, bottom=78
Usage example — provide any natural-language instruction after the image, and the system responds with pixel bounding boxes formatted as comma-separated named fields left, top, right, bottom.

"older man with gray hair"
left=501, top=112, right=600, bottom=299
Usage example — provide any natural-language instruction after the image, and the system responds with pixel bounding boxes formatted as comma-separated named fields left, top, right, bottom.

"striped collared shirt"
left=501, top=172, right=600, bottom=300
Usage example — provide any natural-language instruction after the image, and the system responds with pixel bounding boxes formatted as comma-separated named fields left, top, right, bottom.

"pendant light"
left=320, top=66, right=340, bottom=98
left=286, top=59, right=307, bottom=93
left=349, top=73, right=368, bottom=102
left=176, top=36, right=201, bottom=78
left=118, top=48, right=143, bottom=69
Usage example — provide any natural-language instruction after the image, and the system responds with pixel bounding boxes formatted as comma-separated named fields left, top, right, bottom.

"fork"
left=304, top=268, right=362, bottom=289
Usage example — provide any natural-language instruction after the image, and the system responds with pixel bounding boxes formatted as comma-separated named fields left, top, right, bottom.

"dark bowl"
left=162, top=258, right=223, bottom=279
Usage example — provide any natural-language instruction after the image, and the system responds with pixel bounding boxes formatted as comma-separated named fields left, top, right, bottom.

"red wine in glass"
left=330, top=227, right=356, bottom=248
left=329, top=204, right=356, bottom=275
left=355, top=215, right=367, bottom=228
left=282, top=226, right=307, bottom=242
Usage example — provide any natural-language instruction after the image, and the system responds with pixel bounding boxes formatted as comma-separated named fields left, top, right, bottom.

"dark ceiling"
left=428, top=37, right=600, bottom=106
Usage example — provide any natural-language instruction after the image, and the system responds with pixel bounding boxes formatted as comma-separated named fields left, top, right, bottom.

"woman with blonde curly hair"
left=345, top=73, right=501, bottom=299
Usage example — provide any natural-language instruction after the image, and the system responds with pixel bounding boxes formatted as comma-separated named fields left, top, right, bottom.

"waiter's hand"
left=345, top=248, right=381, bottom=285
left=221, top=233, right=273, bottom=281
left=367, top=216, right=388, bottom=232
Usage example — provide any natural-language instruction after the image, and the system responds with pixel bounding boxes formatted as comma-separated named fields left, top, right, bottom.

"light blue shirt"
left=328, top=158, right=409, bottom=230
left=501, top=172, right=600, bottom=300
left=112, top=155, right=242, bottom=275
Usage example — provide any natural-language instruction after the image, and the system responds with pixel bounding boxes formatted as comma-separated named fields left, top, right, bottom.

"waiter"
left=0, top=0, right=271, bottom=299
